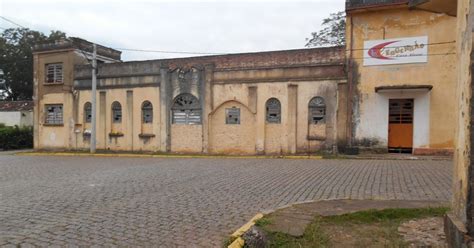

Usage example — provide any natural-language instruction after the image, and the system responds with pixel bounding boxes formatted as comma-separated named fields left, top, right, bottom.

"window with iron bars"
left=226, top=107, right=240, bottom=125
left=84, top=102, right=92, bottom=123
left=142, top=101, right=153, bottom=124
left=172, top=94, right=202, bottom=125
left=112, top=101, right=122, bottom=123
left=45, top=104, right=63, bottom=125
left=45, top=63, right=63, bottom=84
left=266, top=98, right=281, bottom=124
left=308, top=97, right=326, bottom=124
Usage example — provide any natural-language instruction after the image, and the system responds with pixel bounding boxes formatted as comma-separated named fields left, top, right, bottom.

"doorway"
left=388, top=99, right=414, bottom=153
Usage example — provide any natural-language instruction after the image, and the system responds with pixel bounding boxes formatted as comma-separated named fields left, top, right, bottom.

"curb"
left=228, top=213, right=263, bottom=248
left=16, top=152, right=324, bottom=160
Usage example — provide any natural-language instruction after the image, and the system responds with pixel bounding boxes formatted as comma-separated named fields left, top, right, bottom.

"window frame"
left=225, top=107, right=241, bottom=125
left=308, top=97, right=326, bottom=124
left=45, top=63, right=64, bottom=84
left=141, top=101, right=153, bottom=124
left=84, top=102, right=92, bottom=123
left=171, top=94, right=202, bottom=125
left=265, top=98, right=281, bottom=124
left=111, top=101, right=122, bottom=123
left=44, top=104, right=63, bottom=125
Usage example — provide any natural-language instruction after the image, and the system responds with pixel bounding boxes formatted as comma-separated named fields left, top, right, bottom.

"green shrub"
left=0, top=125, right=33, bottom=150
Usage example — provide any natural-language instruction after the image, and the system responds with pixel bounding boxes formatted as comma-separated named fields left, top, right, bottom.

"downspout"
left=346, top=15, right=355, bottom=148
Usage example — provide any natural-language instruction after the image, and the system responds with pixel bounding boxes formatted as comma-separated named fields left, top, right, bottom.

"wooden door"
left=388, top=99, right=414, bottom=153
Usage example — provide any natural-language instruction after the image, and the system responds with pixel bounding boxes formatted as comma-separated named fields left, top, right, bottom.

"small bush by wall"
left=0, top=124, right=33, bottom=150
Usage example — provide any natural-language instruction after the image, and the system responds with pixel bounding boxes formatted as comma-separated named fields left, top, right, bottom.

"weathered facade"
left=346, top=0, right=457, bottom=155
left=33, top=39, right=346, bottom=154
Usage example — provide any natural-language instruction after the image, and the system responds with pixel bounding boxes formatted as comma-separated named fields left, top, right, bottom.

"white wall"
left=0, top=111, right=34, bottom=127
left=0, top=112, right=22, bottom=126
left=355, top=89, right=430, bottom=148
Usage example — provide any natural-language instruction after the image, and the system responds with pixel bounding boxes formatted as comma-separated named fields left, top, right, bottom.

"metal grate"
left=266, top=98, right=281, bottom=124
left=226, top=108, right=240, bottom=125
left=45, top=63, right=63, bottom=84
left=84, top=102, right=92, bottom=123
left=45, top=104, right=63, bottom=124
left=389, top=99, right=414, bottom=124
left=172, top=94, right=201, bottom=125
left=308, top=97, right=326, bottom=124
left=112, top=101, right=122, bottom=123
left=142, top=101, right=153, bottom=123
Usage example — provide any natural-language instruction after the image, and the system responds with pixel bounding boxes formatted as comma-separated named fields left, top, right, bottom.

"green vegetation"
left=0, top=124, right=33, bottom=150
left=259, top=207, right=449, bottom=248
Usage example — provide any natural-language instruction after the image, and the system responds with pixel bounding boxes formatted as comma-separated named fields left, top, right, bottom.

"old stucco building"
left=346, top=0, right=457, bottom=155
left=33, top=1, right=459, bottom=156
left=33, top=39, right=346, bottom=154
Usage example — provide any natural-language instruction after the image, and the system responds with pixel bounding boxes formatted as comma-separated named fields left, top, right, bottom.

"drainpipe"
left=346, top=15, right=355, bottom=148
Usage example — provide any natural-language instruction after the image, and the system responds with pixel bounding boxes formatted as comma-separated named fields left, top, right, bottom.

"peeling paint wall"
left=34, top=46, right=347, bottom=154
left=451, top=0, right=474, bottom=233
left=347, top=7, right=457, bottom=154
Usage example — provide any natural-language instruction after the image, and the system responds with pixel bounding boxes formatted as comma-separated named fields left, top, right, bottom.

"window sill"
left=109, top=132, right=124, bottom=137
left=139, top=133, right=156, bottom=138
left=43, top=123, right=64, bottom=127
left=43, top=82, right=64, bottom=86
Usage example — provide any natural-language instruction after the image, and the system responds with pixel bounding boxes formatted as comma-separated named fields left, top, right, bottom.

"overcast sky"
left=0, top=0, right=345, bottom=61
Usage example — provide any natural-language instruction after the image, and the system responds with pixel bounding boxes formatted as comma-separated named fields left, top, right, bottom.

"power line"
left=350, top=52, right=456, bottom=60
left=0, top=16, right=26, bottom=29
left=346, top=40, right=456, bottom=52
left=113, top=47, right=227, bottom=55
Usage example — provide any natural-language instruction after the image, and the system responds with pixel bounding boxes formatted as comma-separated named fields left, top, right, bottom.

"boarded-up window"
left=45, top=104, right=63, bottom=124
left=112, top=101, right=122, bottom=123
left=226, top=107, right=240, bottom=124
left=172, top=94, right=201, bottom=125
left=142, top=101, right=153, bottom=123
left=45, top=63, right=63, bottom=84
left=308, top=97, right=326, bottom=124
left=84, top=102, right=92, bottom=123
left=266, top=98, right=281, bottom=124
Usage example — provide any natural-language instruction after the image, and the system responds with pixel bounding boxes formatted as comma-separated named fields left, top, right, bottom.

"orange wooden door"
left=388, top=99, right=414, bottom=152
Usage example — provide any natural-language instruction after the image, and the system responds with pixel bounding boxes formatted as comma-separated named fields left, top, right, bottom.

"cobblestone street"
left=0, top=155, right=452, bottom=247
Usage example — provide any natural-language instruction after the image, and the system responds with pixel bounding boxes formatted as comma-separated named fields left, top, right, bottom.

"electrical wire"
left=0, top=16, right=26, bottom=29
left=113, top=47, right=227, bottom=55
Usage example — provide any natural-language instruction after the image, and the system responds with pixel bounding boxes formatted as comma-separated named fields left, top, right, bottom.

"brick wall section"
left=74, top=46, right=346, bottom=79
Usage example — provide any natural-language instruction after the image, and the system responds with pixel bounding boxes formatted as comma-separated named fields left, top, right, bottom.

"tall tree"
left=0, top=28, right=66, bottom=100
left=305, top=11, right=346, bottom=47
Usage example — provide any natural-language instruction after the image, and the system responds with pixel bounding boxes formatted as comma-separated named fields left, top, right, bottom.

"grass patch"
left=324, top=207, right=449, bottom=224
left=260, top=207, right=449, bottom=248
left=255, top=217, right=272, bottom=227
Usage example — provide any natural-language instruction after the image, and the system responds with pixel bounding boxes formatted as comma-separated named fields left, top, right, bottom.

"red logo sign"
left=368, top=41, right=399, bottom=60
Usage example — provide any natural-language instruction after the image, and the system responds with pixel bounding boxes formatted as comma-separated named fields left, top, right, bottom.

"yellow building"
left=346, top=0, right=457, bottom=155
left=33, top=1, right=458, bottom=156
left=32, top=38, right=347, bottom=155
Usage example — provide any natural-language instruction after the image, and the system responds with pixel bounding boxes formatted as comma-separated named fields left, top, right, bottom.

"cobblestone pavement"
left=0, top=155, right=452, bottom=247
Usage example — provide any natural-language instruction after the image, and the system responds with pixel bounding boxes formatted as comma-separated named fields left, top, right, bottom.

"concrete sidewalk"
left=261, top=199, right=448, bottom=237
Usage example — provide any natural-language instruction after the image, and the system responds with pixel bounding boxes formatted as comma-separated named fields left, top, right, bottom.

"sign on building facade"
left=363, top=36, right=428, bottom=66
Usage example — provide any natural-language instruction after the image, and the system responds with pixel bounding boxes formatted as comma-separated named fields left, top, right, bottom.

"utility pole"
left=90, top=44, right=97, bottom=153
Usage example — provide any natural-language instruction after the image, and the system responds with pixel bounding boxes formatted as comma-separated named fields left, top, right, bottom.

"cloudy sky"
left=0, top=0, right=344, bottom=61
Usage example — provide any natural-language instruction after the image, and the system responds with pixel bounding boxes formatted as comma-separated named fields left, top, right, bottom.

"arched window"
left=84, top=102, right=92, bottom=123
left=142, top=101, right=153, bottom=123
left=309, top=97, right=326, bottom=124
left=172, top=93, right=201, bottom=125
left=266, top=98, right=281, bottom=124
left=112, top=101, right=122, bottom=123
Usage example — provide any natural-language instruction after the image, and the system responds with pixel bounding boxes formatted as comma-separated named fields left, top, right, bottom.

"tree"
left=0, top=28, right=66, bottom=100
left=305, top=11, right=346, bottom=48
